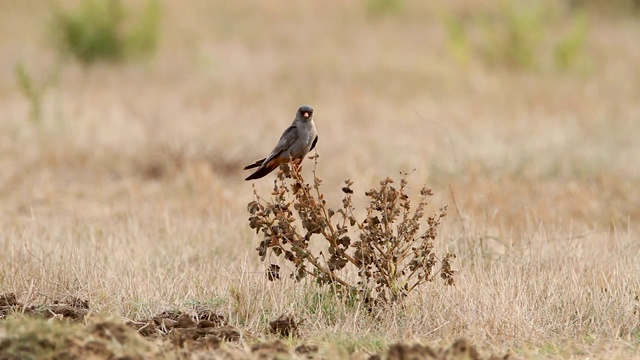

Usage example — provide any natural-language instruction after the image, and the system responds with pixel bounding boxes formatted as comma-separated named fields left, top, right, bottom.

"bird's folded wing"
left=261, top=125, right=299, bottom=166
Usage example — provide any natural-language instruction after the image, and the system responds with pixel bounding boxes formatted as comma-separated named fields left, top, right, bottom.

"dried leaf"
left=266, top=264, right=281, bottom=281
left=341, top=187, right=353, bottom=194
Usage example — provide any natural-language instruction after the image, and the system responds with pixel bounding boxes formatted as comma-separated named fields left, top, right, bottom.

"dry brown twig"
left=247, top=154, right=455, bottom=305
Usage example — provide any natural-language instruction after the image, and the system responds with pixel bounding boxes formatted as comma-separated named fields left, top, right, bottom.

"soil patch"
left=0, top=293, right=88, bottom=321
left=0, top=293, right=512, bottom=359
left=378, top=338, right=513, bottom=360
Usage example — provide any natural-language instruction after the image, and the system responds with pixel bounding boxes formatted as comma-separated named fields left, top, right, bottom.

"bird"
left=244, top=105, right=318, bottom=181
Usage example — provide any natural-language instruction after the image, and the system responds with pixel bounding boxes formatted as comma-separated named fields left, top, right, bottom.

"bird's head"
left=297, top=105, right=314, bottom=121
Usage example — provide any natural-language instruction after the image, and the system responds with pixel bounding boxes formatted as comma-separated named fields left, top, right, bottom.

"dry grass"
left=1, top=0, right=639, bottom=358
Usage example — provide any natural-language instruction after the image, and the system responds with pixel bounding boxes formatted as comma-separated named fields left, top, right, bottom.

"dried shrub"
left=247, top=155, right=456, bottom=305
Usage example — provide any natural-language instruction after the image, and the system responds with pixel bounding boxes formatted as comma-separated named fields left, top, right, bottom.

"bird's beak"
left=303, top=112, right=310, bottom=118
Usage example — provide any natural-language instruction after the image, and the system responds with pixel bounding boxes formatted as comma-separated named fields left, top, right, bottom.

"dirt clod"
left=251, top=340, right=289, bottom=359
left=128, top=308, right=241, bottom=350
left=127, top=319, right=158, bottom=338
left=197, top=319, right=221, bottom=328
left=0, top=293, right=21, bottom=319
left=209, top=325, right=241, bottom=341
left=384, top=338, right=492, bottom=360
left=37, top=297, right=91, bottom=321
left=151, top=310, right=196, bottom=332
left=1, top=295, right=90, bottom=321
left=46, top=304, right=88, bottom=320
left=80, top=340, right=112, bottom=359
left=174, top=313, right=196, bottom=328
left=170, top=327, right=222, bottom=350
left=0, top=293, right=18, bottom=307
left=444, top=338, right=480, bottom=360
left=194, top=306, right=227, bottom=325
left=387, top=343, right=439, bottom=360
left=152, top=309, right=185, bottom=323
left=89, top=321, right=134, bottom=345
left=295, top=344, right=319, bottom=355
left=56, top=297, right=89, bottom=310
left=0, top=316, right=153, bottom=360
left=269, top=314, right=300, bottom=337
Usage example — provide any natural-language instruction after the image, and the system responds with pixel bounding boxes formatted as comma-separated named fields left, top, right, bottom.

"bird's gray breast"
left=289, top=121, right=316, bottom=158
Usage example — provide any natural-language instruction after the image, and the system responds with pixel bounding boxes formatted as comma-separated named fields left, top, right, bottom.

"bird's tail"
left=245, top=162, right=279, bottom=181
left=243, top=158, right=266, bottom=170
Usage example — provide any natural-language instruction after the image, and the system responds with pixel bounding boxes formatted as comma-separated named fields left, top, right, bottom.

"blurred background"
left=1, top=0, right=639, bottom=237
